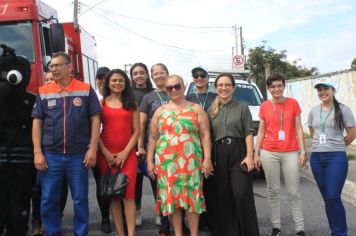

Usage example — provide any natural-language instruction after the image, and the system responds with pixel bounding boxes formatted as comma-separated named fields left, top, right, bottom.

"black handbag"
left=99, top=166, right=129, bottom=198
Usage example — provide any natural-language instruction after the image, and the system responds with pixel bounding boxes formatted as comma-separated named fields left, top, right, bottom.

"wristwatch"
left=300, top=151, right=306, bottom=154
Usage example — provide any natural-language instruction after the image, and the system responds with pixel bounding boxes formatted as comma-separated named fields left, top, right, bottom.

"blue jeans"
left=40, top=153, right=89, bottom=236
left=310, top=151, right=348, bottom=236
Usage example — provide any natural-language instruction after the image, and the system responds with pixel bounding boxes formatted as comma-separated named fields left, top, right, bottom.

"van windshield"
left=187, top=82, right=262, bottom=106
left=0, top=22, right=35, bottom=63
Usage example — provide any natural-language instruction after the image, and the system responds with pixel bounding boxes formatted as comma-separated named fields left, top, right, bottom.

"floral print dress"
left=155, top=105, right=205, bottom=216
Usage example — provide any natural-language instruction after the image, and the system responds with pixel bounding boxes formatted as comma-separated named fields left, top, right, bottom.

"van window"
left=187, top=82, right=262, bottom=106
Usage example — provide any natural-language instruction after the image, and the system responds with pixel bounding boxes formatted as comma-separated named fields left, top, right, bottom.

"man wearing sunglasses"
left=186, top=66, right=216, bottom=112
left=186, top=66, right=217, bottom=233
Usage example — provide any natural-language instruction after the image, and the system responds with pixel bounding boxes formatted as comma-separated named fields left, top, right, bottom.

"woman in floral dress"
left=146, top=75, right=213, bottom=236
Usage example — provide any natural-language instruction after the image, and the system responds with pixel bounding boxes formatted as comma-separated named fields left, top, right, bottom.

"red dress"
left=97, top=103, right=137, bottom=199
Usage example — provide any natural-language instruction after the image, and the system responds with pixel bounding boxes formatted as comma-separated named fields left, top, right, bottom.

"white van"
left=186, top=69, right=264, bottom=135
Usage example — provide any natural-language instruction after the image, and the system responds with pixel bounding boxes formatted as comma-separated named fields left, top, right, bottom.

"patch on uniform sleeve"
left=48, top=99, right=56, bottom=108
left=73, top=97, right=82, bottom=106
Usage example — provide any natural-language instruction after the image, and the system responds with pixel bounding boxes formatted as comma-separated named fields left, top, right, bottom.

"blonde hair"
left=209, top=96, right=221, bottom=119
left=167, top=74, right=185, bottom=86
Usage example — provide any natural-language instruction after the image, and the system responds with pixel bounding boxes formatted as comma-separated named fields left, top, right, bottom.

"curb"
left=301, top=163, right=356, bottom=207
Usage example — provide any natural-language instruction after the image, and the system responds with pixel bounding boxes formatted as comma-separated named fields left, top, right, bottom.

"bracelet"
left=300, top=151, right=306, bottom=154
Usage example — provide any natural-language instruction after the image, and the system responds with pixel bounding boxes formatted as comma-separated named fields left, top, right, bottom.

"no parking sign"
left=233, top=55, right=244, bottom=69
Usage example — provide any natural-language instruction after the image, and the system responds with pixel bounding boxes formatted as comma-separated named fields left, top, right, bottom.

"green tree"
left=351, top=58, right=356, bottom=70
left=246, top=44, right=318, bottom=99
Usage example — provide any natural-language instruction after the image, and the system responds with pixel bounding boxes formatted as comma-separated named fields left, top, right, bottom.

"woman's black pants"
left=209, top=140, right=260, bottom=236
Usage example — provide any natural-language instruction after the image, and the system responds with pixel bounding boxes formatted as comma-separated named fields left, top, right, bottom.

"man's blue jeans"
left=40, top=152, right=89, bottom=236
left=310, top=151, right=348, bottom=236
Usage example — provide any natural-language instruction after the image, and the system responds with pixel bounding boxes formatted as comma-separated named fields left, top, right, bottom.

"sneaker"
left=31, top=220, right=43, bottom=236
left=270, top=228, right=281, bottom=236
left=101, top=219, right=112, bottom=233
left=296, top=230, right=305, bottom=236
left=155, top=214, right=161, bottom=226
left=136, top=210, right=143, bottom=226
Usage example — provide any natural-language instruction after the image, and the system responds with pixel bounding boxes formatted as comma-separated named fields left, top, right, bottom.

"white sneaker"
left=155, top=214, right=161, bottom=226
left=136, top=210, right=142, bottom=226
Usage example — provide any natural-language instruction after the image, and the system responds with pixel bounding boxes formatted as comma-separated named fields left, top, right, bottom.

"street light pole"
left=73, top=0, right=79, bottom=32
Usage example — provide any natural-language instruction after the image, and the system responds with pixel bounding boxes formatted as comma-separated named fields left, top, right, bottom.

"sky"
left=42, top=0, right=356, bottom=80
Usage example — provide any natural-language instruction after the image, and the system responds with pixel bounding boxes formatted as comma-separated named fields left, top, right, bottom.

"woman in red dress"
left=97, top=69, right=140, bottom=236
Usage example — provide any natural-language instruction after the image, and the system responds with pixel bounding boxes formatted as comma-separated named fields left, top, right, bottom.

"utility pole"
left=233, top=25, right=239, bottom=56
left=232, top=25, right=245, bottom=70
left=240, top=26, right=244, bottom=56
left=124, top=64, right=133, bottom=74
left=231, top=47, right=234, bottom=69
left=233, top=25, right=244, bottom=56
left=73, top=0, right=79, bottom=32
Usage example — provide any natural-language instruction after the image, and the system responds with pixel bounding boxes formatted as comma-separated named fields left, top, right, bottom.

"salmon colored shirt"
left=259, top=97, right=301, bottom=152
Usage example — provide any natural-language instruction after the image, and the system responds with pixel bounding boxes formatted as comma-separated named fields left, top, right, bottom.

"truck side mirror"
left=50, top=23, right=65, bottom=53
left=44, top=56, right=51, bottom=72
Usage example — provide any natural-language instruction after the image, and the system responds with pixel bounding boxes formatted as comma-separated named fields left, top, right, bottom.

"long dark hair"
left=129, top=63, right=153, bottom=89
left=333, top=95, right=344, bottom=130
left=103, top=69, right=137, bottom=110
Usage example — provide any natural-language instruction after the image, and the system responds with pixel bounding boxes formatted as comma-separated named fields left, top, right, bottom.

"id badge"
left=319, top=133, right=326, bottom=144
left=278, top=130, right=285, bottom=140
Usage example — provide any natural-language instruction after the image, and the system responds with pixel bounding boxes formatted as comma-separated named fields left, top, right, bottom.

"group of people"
left=255, top=74, right=355, bottom=236
left=30, top=51, right=355, bottom=236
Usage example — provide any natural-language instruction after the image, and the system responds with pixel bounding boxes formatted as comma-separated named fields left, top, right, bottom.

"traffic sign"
left=233, top=55, right=244, bottom=66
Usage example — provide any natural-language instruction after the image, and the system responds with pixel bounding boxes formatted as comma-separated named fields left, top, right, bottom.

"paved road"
left=57, top=171, right=356, bottom=236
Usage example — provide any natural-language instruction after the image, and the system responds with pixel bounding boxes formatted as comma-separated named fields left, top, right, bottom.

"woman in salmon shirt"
left=254, top=74, right=307, bottom=236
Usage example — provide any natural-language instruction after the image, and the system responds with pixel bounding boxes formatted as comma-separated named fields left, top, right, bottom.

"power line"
left=80, top=3, right=231, bottom=29
left=89, top=8, right=230, bottom=53
left=100, top=7, right=231, bottom=29
left=95, top=8, right=231, bottom=34
left=79, top=0, right=107, bottom=17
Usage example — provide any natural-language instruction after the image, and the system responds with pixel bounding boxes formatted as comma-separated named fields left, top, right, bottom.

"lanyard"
left=271, top=98, right=286, bottom=130
left=156, top=91, right=169, bottom=105
left=194, top=91, right=208, bottom=109
left=320, top=105, right=334, bottom=133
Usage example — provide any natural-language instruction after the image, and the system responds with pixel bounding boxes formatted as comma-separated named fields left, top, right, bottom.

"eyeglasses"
left=48, top=62, right=69, bottom=69
left=166, top=83, right=182, bottom=92
left=269, top=84, right=284, bottom=90
left=216, top=83, right=233, bottom=88
left=193, top=74, right=207, bottom=79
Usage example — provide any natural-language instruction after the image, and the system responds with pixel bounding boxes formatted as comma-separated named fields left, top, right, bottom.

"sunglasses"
left=166, top=83, right=182, bottom=92
left=193, top=74, right=207, bottom=79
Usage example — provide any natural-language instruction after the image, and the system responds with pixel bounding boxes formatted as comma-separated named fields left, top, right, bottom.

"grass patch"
left=347, top=153, right=356, bottom=161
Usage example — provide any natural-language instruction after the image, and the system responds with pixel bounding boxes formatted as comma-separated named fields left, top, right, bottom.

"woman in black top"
left=208, top=73, right=260, bottom=236
left=129, top=63, right=155, bottom=227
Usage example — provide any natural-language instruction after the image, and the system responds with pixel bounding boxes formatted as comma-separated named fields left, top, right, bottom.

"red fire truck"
left=0, top=0, right=98, bottom=93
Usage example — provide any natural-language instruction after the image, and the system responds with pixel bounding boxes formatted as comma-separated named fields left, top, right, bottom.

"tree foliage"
left=246, top=44, right=318, bottom=98
left=351, top=58, right=356, bottom=70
